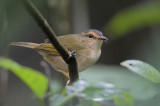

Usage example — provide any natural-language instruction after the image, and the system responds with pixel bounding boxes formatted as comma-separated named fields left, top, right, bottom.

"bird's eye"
left=88, top=34, right=94, bottom=38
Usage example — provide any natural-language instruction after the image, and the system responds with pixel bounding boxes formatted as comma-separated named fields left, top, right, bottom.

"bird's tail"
left=10, top=42, right=40, bottom=49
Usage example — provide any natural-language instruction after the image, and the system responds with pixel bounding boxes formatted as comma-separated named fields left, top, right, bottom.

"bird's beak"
left=98, top=36, right=108, bottom=40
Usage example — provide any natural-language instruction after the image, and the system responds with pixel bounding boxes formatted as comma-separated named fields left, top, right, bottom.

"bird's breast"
left=76, top=48, right=101, bottom=72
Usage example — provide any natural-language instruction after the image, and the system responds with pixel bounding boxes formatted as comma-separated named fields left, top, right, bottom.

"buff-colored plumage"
left=11, top=29, right=107, bottom=79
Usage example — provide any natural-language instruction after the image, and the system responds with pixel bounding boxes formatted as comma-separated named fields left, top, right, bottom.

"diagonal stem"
left=22, top=0, right=79, bottom=83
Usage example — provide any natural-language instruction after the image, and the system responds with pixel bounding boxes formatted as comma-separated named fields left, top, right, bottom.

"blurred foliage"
left=49, top=59, right=160, bottom=106
left=121, top=60, right=160, bottom=83
left=0, top=57, right=160, bottom=105
left=0, top=57, right=48, bottom=99
left=49, top=80, right=133, bottom=106
left=113, top=93, right=134, bottom=106
left=107, top=2, right=160, bottom=37
left=0, top=57, right=136, bottom=106
left=3, top=56, right=159, bottom=106
left=80, top=65, right=159, bottom=101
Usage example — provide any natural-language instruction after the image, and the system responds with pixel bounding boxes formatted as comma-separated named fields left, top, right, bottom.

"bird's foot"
left=69, top=51, right=76, bottom=58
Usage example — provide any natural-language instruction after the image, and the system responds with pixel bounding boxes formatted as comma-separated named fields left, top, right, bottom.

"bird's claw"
left=69, top=51, right=76, bottom=58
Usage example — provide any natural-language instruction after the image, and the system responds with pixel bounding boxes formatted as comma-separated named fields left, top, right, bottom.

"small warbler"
left=11, top=29, right=107, bottom=79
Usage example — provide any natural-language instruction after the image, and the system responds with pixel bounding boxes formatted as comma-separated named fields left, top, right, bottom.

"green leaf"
left=49, top=94, right=67, bottom=106
left=67, top=80, right=132, bottom=104
left=49, top=80, right=133, bottom=106
left=81, top=82, right=122, bottom=101
left=50, top=80, right=89, bottom=106
left=80, top=65, right=158, bottom=100
left=91, top=101, right=101, bottom=106
left=113, top=93, right=134, bottom=106
left=107, top=2, right=160, bottom=36
left=0, top=57, right=48, bottom=99
left=120, top=60, right=160, bottom=83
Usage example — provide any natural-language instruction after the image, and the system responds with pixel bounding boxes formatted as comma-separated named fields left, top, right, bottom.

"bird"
left=11, top=29, right=107, bottom=80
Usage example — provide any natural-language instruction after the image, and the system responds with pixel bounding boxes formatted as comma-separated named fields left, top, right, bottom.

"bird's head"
left=80, top=29, right=108, bottom=49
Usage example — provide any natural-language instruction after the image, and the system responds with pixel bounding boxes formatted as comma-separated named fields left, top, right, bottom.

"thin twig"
left=22, top=0, right=79, bottom=83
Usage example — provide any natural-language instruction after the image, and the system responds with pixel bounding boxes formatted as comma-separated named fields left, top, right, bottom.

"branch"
left=22, top=0, right=79, bottom=84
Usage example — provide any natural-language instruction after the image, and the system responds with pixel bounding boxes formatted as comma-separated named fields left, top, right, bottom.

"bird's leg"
left=56, top=69, right=71, bottom=85
left=56, top=69, right=69, bottom=78
left=66, top=77, right=81, bottom=85
left=56, top=69, right=80, bottom=85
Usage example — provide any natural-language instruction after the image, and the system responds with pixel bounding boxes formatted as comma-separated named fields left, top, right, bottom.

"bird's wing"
left=58, top=34, right=84, bottom=51
left=37, top=43, right=60, bottom=56
left=38, top=34, right=84, bottom=56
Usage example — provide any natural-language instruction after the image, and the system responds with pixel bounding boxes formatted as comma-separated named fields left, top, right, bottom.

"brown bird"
left=11, top=29, right=107, bottom=80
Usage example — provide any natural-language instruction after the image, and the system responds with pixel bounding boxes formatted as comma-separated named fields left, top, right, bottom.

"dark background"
left=1, top=0, right=160, bottom=106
